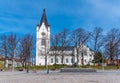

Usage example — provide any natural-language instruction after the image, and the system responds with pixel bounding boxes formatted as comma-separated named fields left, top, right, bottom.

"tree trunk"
left=54, top=54, right=57, bottom=65
left=76, top=50, right=79, bottom=65
left=45, top=54, right=47, bottom=67
left=81, top=52, right=84, bottom=66
left=12, top=58, right=14, bottom=71
left=61, top=51, right=64, bottom=65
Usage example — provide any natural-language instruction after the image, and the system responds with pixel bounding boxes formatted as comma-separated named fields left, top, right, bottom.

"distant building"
left=5, top=57, right=22, bottom=68
left=0, top=55, right=35, bottom=68
left=36, top=9, right=94, bottom=66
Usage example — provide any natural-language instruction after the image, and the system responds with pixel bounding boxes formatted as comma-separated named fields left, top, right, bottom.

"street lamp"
left=102, top=50, right=104, bottom=71
left=45, top=45, right=49, bottom=74
left=12, top=58, right=14, bottom=72
left=44, top=34, right=49, bottom=74
left=13, top=49, right=16, bottom=72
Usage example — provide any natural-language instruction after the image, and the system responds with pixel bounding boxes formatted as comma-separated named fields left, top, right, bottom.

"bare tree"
left=104, top=28, right=120, bottom=63
left=16, top=42, right=24, bottom=66
left=50, top=33, right=61, bottom=65
left=71, top=28, right=90, bottom=65
left=8, top=33, right=18, bottom=71
left=59, top=29, right=70, bottom=65
left=0, top=34, right=8, bottom=58
left=20, top=34, right=34, bottom=67
left=0, top=34, right=9, bottom=67
left=91, top=27, right=104, bottom=64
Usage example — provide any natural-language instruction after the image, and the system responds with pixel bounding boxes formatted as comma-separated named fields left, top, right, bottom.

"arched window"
left=51, top=58, right=53, bottom=63
left=56, top=58, right=59, bottom=63
left=85, top=59, right=86, bottom=63
left=71, top=58, right=74, bottom=63
left=41, top=39, right=46, bottom=45
left=66, top=58, right=68, bottom=63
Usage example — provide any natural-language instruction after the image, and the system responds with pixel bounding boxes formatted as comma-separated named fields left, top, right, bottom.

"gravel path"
left=0, top=70, right=120, bottom=83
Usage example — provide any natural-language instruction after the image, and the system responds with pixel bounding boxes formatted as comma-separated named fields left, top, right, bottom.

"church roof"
left=39, top=9, right=50, bottom=29
left=50, top=46, right=75, bottom=51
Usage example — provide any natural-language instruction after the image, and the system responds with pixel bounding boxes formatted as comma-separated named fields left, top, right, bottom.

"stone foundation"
left=60, top=68, right=97, bottom=72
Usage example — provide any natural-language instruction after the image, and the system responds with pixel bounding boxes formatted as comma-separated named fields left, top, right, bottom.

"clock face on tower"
left=41, top=32, right=45, bottom=36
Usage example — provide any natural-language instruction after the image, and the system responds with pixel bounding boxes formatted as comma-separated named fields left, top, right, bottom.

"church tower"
left=36, top=9, right=50, bottom=66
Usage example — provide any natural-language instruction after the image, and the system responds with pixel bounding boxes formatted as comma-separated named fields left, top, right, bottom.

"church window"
left=51, top=58, right=53, bottom=63
left=41, top=32, right=45, bottom=36
left=71, top=58, right=74, bottom=63
left=85, top=59, right=86, bottom=63
left=41, top=39, right=46, bottom=45
left=83, top=50, right=87, bottom=56
left=56, top=58, right=59, bottom=63
left=66, top=58, right=68, bottom=63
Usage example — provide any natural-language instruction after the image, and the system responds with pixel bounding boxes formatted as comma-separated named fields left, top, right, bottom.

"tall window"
left=51, top=58, right=53, bottom=63
left=71, top=58, right=74, bottom=63
left=85, top=59, right=86, bottom=63
left=83, top=50, right=87, bottom=56
left=66, top=58, right=68, bottom=63
left=56, top=58, right=59, bottom=63
left=41, top=39, right=46, bottom=45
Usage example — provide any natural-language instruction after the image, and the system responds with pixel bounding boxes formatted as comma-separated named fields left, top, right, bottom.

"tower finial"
left=39, top=9, right=49, bottom=29
left=43, top=8, right=45, bottom=12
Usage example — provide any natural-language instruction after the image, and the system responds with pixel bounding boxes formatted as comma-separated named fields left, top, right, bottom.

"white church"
left=36, top=9, right=94, bottom=66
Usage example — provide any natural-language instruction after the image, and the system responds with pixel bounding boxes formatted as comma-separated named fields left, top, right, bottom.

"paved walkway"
left=0, top=70, right=120, bottom=83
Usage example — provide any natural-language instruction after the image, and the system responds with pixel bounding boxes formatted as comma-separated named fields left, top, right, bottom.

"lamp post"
left=12, top=49, right=16, bottom=72
left=102, top=50, right=104, bottom=71
left=26, top=61, right=29, bottom=73
left=45, top=45, right=49, bottom=74
left=44, top=34, right=49, bottom=74
left=12, top=58, right=14, bottom=72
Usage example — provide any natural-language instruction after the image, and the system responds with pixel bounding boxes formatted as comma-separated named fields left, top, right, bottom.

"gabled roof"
left=39, top=9, right=50, bottom=29
left=50, top=46, right=74, bottom=51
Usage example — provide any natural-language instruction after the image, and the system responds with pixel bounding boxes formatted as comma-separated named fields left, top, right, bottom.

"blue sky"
left=0, top=0, right=120, bottom=35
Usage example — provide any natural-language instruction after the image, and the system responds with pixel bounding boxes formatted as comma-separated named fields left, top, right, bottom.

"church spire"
left=39, top=9, right=49, bottom=27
